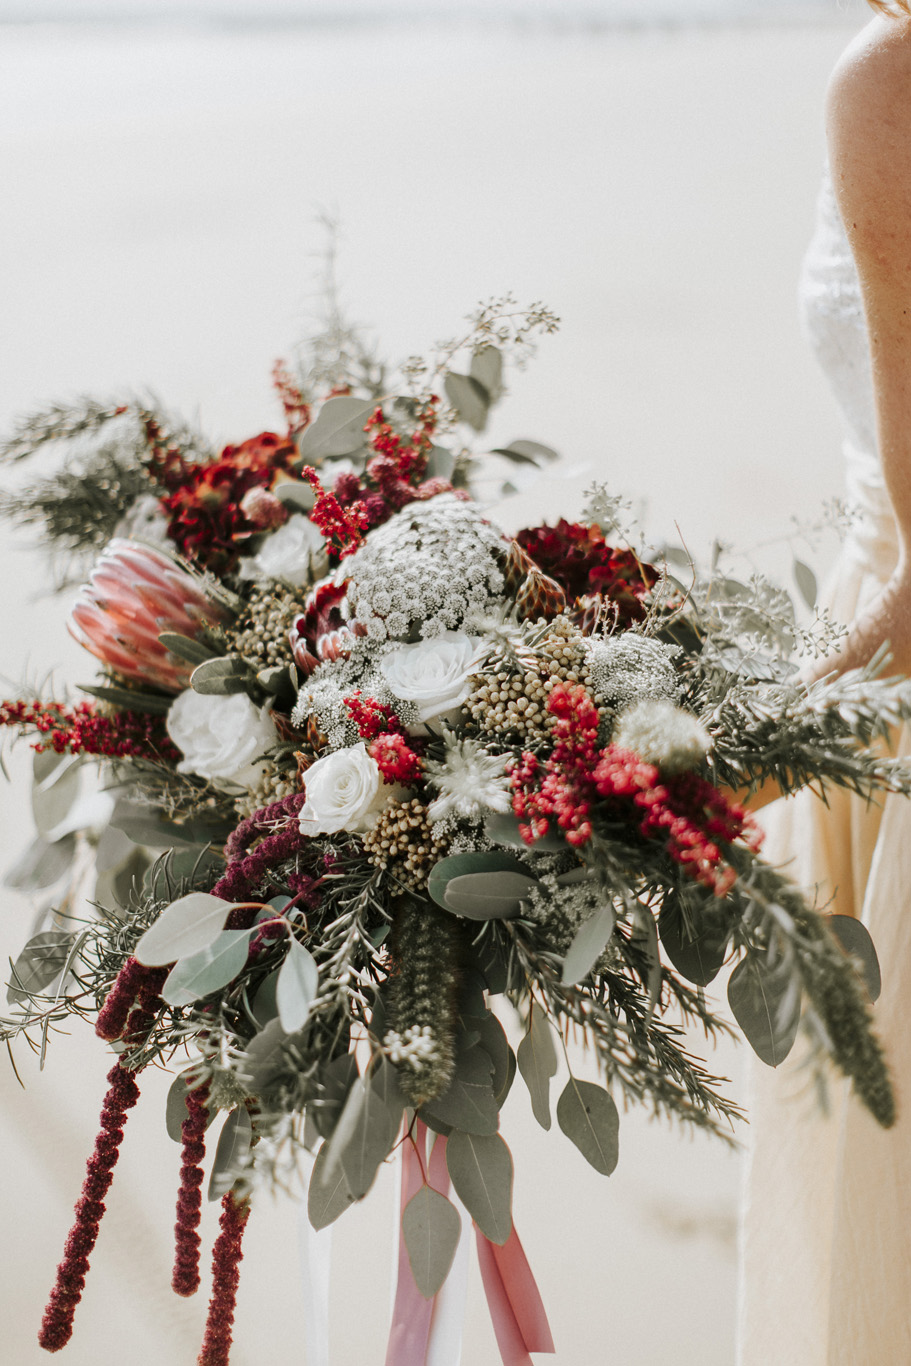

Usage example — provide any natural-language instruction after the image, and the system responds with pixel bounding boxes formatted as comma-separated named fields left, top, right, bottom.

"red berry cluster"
left=301, top=465, right=370, bottom=557
left=511, top=682, right=601, bottom=847
left=0, top=699, right=180, bottom=762
left=343, top=691, right=406, bottom=741
left=368, top=732, right=423, bottom=786
left=511, top=682, right=761, bottom=891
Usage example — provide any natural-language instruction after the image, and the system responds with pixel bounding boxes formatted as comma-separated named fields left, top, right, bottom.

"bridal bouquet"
left=1, top=299, right=907, bottom=1365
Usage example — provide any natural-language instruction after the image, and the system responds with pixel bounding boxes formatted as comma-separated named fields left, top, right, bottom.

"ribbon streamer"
left=385, top=1122, right=436, bottom=1366
left=476, top=1225, right=556, bottom=1364
left=298, top=1149, right=333, bottom=1366
left=425, top=1135, right=468, bottom=1366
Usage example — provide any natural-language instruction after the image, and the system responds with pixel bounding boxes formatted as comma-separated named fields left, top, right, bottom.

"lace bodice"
left=799, top=167, right=897, bottom=579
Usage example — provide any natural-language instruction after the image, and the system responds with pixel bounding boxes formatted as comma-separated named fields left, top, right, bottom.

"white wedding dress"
left=737, top=168, right=911, bottom=1365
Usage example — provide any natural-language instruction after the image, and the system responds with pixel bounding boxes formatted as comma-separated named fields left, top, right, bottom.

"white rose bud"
left=298, top=743, right=387, bottom=836
left=237, top=513, right=326, bottom=587
left=380, top=631, right=483, bottom=724
left=167, top=691, right=278, bottom=791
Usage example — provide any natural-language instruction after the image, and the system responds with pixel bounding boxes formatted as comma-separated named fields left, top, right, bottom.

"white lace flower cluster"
left=383, top=1025, right=440, bottom=1071
left=343, top=494, right=505, bottom=641
left=424, top=732, right=512, bottom=822
left=585, top=632, right=680, bottom=709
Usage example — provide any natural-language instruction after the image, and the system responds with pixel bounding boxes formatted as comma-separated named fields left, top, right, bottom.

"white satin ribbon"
left=298, top=1151, right=333, bottom=1366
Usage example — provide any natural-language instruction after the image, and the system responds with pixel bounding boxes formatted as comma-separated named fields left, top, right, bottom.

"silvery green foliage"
left=343, top=495, right=505, bottom=641
left=585, top=632, right=680, bottom=708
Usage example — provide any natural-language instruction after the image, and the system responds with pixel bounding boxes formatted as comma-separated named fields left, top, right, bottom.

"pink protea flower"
left=289, top=578, right=364, bottom=677
left=69, top=539, right=226, bottom=693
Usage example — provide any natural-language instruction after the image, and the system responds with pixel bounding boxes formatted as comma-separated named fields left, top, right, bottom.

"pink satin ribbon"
left=386, top=1126, right=555, bottom=1365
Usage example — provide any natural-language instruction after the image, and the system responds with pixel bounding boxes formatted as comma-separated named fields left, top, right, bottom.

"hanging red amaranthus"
left=0, top=699, right=180, bottom=761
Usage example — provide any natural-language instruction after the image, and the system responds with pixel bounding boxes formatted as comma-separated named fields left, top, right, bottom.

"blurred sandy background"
left=0, top=5, right=867, bottom=1363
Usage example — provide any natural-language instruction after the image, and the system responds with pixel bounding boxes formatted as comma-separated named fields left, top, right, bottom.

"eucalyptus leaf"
left=419, top=1043, right=498, bottom=1136
left=469, top=345, right=503, bottom=403
left=31, top=755, right=82, bottom=837
left=7, top=931, right=75, bottom=1006
left=276, top=939, right=319, bottom=1032
left=442, top=870, right=539, bottom=921
left=658, top=889, right=732, bottom=988
left=793, top=558, right=818, bottom=610
left=446, top=1130, right=513, bottom=1245
left=473, top=1010, right=512, bottom=1106
left=134, top=892, right=238, bottom=966
left=828, top=915, right=882, bottom=1002
left=328, top=1058, right=404, bottom=1199
left=425, top=445, right=456, bottom=481
left=311, top=1053, right=359, bottom=1140
left=249, top=968, right=280, bottom=1028
left=728, top=952, right=801, bottom=1068
left=165, top=1074, right=216, bottom=1143
left=241, top=1018, right=290, bottom=1098
left=444, top=371, right=489, bottom=433
left=556, top=1077, right=620, bottom=1176
left=190, top=654, right=254, bottom=697
left=157, top=632, right=221, bottom=667
left=561, top=906, right=616, bottom=986
left=208, top=1106, right=253, bottom=1201
left=296, top=396, right=374, bottom=461
left=491, top=439, right=559, bottom=466
left=402, top=1185, right=462, bottom=1298
left=308, top=1140, right=355, bottom=1231
left=428, top=851, right=531, bottom=913
left=516, top=1004, right=558, bottom=1130
left=161, top=929, right=255, bottom=1007
left=275, top=481, right=316, bottom=512
left=4, top=833, right=76, bottom=891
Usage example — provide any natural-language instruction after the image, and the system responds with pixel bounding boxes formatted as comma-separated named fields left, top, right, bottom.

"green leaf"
left=327, top=1059, right=404, bottom=1199
left=474, top=1010, right=513, bottom=1107
left=165, top=1074, right=216, bottom=1143
left=557, top=1077, right=620, bottom=1176
left=446, top=1130, right=513, bottom=1245
left=490, top=439, right=559, bottom=466
left=276, top=939, right=319, bottom=1032
left=311, top=1053, right=359, bottom=1140
left=428, top=851, right=531, bottom=914
left=469, top=346, right=503, bottom=404
left=561, top=906, right=616, bottom=986
left=402, top=1184, right=462, bottom=1298
left=112, top=801, right=230, bottom=849
left=419, top=1043, right=499, bottom=1136
left=658, top=888, right=732, bottom=988
left=828, top=914, right=882, bottom=1002
left=425, top=445, right=455, bottom=481
left=793, top=559, right=818, bottom=610
left=728, top=952, right=800, bottom=1068
left=190, top=654, right=254, bottom=696
left=274, top=481, right=316, bottom=512
left=134, top=892, right=238, bottom=966
left=516, top=1004, right=558, bottom=1130
left=7, top=931, right=75, bottom=1006
left=4, top=833, right=76, bottom=891
left=296, top=396, right=374, bottom=462
left=161, top=929, right=255, bottom=1007
left=443, top=372, right=489, bottom=433
left=80, top=682, right=173, bottom=715
left=31, top=754, right=82, bottom=838
left=157, top=632, right=220, bottom=667
left=208, top=1106, right=253, bottom=1201
left=442, top=870, right=539, bottom=921
left=241, top=1018, right=290, bottom=1098
left=308, top=1139, right=356, bottom=1230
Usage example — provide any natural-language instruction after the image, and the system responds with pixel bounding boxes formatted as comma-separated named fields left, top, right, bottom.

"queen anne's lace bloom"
left=343, top=494, right=505, bottom=640
left=585, top=632, right=679, bottom=708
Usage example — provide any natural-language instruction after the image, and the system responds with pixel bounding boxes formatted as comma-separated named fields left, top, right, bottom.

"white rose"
left=380, top=631, right=483, bottom=723
left=238, top=513, right=325, bottom=587
left=298, top=743, right=386, bottom=836
left=167, top=690, right=278, bottom=791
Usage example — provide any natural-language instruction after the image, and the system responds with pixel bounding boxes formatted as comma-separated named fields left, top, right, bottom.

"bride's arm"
left=803, top=17, right=911, bottom=687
